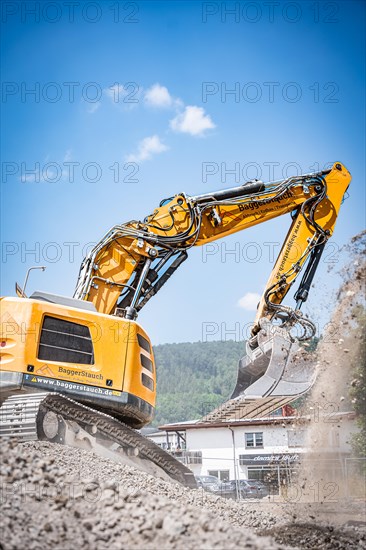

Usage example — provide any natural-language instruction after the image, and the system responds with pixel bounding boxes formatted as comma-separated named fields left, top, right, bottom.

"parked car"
left=253, top=480, right=270, bottom=497
left=220, top=479, right=269, bottom=499
left=194, top=475, right=223, bottom=493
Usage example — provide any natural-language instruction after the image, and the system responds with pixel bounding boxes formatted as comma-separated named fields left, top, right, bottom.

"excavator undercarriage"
left=0, top=392, right=196, bottom=487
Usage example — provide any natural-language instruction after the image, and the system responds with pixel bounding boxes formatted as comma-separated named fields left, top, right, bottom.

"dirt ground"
left=1, top=439, right=365, bottom=549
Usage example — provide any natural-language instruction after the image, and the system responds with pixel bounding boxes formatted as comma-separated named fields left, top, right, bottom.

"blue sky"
left=1, top=0, right=365, bottom=344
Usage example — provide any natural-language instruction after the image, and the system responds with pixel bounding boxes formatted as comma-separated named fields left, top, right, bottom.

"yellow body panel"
left=0, top=297, right=156, bottom=423
left=254, top=163, right=351, bottom=324
left=86, top=231, right=151, bottom=316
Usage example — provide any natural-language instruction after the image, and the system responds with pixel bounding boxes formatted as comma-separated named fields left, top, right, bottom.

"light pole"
left=229, top=426, right=240, bottom=500
left=22, top=266, right=46, bottom=296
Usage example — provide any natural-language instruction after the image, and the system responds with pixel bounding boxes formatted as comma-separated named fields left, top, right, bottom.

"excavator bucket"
left=231, top=321, right=316, bottom=399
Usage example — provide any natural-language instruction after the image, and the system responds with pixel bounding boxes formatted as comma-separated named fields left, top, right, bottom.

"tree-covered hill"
left=152, top=340, right=244, bottom=426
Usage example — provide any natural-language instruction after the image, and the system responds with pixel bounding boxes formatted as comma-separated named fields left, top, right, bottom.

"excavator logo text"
left=238, top=189, right=293, bottom=211
left=58, top=366, right=103, bottom=380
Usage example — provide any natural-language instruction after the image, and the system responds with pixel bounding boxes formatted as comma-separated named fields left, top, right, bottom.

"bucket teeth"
left=231, top=321, right=316, bottom=399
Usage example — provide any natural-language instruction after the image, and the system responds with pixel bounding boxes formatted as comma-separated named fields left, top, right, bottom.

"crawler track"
left=0, top=392, right=196, bottom=488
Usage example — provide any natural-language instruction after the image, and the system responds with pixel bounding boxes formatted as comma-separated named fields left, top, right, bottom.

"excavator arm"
left=75, top=163, right=350, bottom=327
left=73, top=161, right=351, bottom=399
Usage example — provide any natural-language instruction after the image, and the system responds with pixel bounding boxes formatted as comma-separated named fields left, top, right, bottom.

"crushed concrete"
left=1, top=439, right=286, bottom=550
left=260, top=522, right=366, bottom=549
left=2, top=439, right=365, bottom=549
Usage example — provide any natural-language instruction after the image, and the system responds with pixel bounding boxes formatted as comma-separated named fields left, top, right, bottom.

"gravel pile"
left=20, top=441, right=282, bottom=530
left=261, top=522, right=366, bottom=549
left=1, top=439, right=285, bottom=550
left=2, top=439, right=365, bottom=549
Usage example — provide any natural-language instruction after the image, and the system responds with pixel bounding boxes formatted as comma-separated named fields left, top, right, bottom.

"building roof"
left=159, top=397, right=299, bottom=432
left=140, top=427, right=162, bottom=436
left=200, top=396, right=298, bottom=423
left=159, top=411, right=356, bottom=432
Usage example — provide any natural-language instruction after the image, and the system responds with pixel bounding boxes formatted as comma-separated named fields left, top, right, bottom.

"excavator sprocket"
left=0, top=392, right=196, bottom=488
left=231, top=321, right=316, bottom=399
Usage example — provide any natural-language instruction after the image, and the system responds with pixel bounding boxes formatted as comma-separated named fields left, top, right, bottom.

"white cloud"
left=104, top=83, right=125, bottom=102
left=237, top=292, right=261, bottom=311
left=63, top=149, right=72, bottom=162
left=104, top=83, right=141, bottom=108
left=87, top=101, right=101, bottom=114
left=170, top=105, right=216, bottom=136
left=126, top=135, right=169, bottom=163
left=144, top=83, right=173, bottom=108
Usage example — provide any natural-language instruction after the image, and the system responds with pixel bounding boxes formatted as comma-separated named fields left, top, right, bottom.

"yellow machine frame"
left=0, top=162, right=351, bottom=426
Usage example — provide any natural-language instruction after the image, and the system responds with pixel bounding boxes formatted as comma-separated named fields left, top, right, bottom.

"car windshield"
left=228, top=480, right=258, bottom=487
left=200, top=476, right=219, bottom=483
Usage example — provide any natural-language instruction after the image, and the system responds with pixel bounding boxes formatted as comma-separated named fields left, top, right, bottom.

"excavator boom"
left=72, top=162, right=350, bottom=399
left=0, top=161, right=351, bottom=485
left=74, top=163, right=350, bottom=332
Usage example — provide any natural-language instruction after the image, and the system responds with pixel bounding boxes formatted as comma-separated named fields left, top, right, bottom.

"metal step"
left=0, top=393, right=48, bottom=439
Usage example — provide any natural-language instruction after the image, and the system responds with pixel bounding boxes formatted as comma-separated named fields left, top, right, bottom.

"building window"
left=208, top=470, right=230, bottom=482
left=245, top=432, right=263, bottom=448
left=183, top=451, right=202, bottom=464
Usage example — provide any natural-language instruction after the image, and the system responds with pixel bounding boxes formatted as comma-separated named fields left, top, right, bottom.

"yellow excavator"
left=0, top=162, right=351, bottom=485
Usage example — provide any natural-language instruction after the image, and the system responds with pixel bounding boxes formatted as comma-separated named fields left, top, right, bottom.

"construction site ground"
left=1, top=439, right=365, bottom=550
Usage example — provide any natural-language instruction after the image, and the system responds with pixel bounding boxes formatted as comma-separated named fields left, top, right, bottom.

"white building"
left=141, top=424, right=186, bottom=451
left=152, top=406, right=359, bottom=494
left=156, top=413, right=355, bottom=480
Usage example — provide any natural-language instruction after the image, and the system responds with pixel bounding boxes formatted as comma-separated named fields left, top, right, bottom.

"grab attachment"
left=231, top=320, right=316, bottom=399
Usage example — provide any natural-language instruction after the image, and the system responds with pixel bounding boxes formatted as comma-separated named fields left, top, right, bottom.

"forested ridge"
left=152, top=340, right=244, bottom=426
